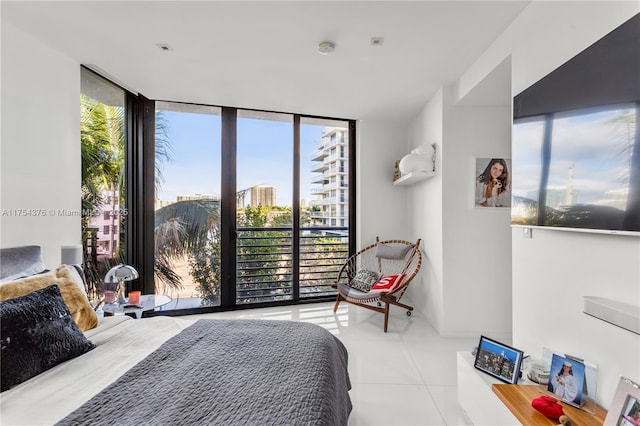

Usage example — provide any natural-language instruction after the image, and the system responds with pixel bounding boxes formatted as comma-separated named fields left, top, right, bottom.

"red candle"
left=128, top=291, right=141, bottom=305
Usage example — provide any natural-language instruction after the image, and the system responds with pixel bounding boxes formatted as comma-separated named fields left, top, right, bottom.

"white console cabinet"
left=456, top=351, right=520, bottom=425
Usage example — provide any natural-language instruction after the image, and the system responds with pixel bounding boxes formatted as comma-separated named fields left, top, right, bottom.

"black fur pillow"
left=0, top=285, right=96, bottom=392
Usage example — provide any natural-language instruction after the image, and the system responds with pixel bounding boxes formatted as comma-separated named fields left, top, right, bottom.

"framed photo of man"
left=475, top=158, right=511, bottom=208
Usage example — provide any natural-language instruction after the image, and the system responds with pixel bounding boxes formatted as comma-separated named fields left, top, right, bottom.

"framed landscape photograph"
left=604, top=376, right=640, bottom=425
left=473, top=335, right=524, bottom=384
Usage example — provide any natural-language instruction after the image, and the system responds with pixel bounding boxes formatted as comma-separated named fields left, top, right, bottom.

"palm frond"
left=155, top=200, right=220, bottom=252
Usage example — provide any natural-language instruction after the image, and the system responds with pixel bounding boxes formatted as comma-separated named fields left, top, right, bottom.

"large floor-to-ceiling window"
left=153, top=102, right=222, bottom=308
left=151, top=102, right=354, bottom=312
left=81, top=68, right=355, bottom=313
left=80, top=67, right=128, bottom=300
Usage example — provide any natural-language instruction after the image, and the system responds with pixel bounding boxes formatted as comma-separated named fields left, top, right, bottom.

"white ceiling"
left=2, top=1, right=528, bottom=123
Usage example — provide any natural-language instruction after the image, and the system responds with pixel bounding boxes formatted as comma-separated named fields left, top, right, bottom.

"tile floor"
left=188, top=301, right=477, bottom=425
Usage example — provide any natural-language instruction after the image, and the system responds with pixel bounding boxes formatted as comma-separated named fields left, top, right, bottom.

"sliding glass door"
left=154, top=102, right=222, bottom=309
left=236, top=110, right=294, bottom=304
left=299, top=118, right=351, bottom=299
left=151, top=102, right=354, bottom=312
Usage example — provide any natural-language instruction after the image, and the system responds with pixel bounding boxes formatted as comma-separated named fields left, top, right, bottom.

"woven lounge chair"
left=333, top=237, right=422, bottom=332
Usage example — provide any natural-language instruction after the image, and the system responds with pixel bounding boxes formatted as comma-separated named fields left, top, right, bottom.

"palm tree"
left=80, top=95, right=124, bottom=301
left=155, top=111, right=173, bottom=194
left=154, top=199, right=220, bottom=296
left=80, top=95, right=121, bottom=222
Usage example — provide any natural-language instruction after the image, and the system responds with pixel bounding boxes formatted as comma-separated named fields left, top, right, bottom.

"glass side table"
left=103, top=294, right=171, bottom=319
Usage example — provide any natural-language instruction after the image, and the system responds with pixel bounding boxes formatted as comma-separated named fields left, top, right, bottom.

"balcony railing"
left=235, top=227, right=349, bottom=304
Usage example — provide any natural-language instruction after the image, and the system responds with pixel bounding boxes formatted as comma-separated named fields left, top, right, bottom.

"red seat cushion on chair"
left=371, top=274, right=406, bottom=293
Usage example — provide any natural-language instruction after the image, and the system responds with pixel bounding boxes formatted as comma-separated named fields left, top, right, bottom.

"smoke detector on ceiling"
left=317, top=41, right=336, bottom=55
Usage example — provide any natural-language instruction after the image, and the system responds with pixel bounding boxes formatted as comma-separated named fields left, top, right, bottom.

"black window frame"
left=83, top=68, right=356, bottom=314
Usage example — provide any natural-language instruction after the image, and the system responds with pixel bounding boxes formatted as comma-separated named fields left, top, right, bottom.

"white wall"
left=1, top=22, right=81, bottom=267
left=357, top=120, right=408, bottom=248
left=456, top=1, right=640, bottom=408
left=457, top=2, right=640, bottom=102
left=405, top=89, right=445, bottom=333
left=405, top=81, right=513, bottom=339
left=442, top=91, right=513, bottom=339
left=513, top=229, right=640, bottom=407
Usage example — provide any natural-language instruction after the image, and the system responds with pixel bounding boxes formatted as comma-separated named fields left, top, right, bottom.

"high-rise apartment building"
left=310, top=127, right=349, bottom=230
left=250, top=186, right=276, bottom=207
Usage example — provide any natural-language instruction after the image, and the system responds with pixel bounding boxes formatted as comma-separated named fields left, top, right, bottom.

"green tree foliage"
left=80, top=94, right=121, bottom=224
left=81, top=95, right=181, bottom=298
left=189, top=229, right=221, bottom=306
left=80, top=95, right=124, bottom=301
left=235, top=206, right=292, bottom=303
left=154, top=199, right=220, bottom=297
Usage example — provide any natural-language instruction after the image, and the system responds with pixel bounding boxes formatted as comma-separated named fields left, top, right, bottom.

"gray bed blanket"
left=57, top=319, right=352, bottom=426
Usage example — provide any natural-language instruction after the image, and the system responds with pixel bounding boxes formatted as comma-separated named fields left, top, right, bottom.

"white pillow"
left=62, top=264, right=90, bottom=299
left=0, top=263, right=46, bottom=284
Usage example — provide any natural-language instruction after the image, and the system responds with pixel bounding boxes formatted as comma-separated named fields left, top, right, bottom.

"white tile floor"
left=188, top=301, right=477, bottom=426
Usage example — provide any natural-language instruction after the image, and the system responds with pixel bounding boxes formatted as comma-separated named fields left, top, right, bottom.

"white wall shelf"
left=393, top=170, right=435, bottom=186
left=393, top=143, right=436, bottom=186
left=584, top=296, right=640, bottom=335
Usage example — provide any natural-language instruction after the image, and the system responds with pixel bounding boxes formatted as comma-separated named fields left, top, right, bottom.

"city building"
left=87, top=189, right=120, bottom=258
left=310, top=127, right=349, bottom=229
left=250, top=186, right=276, bottom=207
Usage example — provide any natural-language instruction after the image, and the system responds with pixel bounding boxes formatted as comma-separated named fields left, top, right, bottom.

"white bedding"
left=0, top=316, right=195, bottom=425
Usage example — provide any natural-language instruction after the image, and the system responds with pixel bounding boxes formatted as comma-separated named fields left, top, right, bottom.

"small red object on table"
left=128, top=291, right=141, bottom=305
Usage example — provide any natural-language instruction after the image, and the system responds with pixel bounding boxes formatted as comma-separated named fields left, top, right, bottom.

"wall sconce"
left=104, top=264, right=139, bottom=305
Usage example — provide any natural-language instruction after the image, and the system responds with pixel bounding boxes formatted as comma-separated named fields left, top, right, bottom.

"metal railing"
left=235, top=227, right=348, bottom=304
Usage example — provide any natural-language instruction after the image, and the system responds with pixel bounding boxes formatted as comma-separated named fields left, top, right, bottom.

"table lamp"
left=104, top=264, right=139, bottom=305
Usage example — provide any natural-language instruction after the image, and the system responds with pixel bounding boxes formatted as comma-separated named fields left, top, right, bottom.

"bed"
left=0, top=246, right=352, bottom=425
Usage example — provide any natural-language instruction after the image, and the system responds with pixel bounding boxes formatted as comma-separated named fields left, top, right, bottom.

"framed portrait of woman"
left=475, top=158, right=511, bottom=208
left=547, top=353, right=587, bottom=408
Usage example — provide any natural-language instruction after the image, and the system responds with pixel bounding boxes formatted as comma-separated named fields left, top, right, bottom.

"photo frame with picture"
left=604, top=376, right=640, bottom=425
left=473, top=335, right=524, bottom=384
left=547, top=353, right=588, bottom=408
left=474, top=157, right=511, bottom=208
left=539, top=348, right=599, bottom=414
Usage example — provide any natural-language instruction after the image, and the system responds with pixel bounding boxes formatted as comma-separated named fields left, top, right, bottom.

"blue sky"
left=156, top=110, right=327, bottom=206
left=479, top=339, right=520, bottom=362
left=512, top=105, right=635, bottom=205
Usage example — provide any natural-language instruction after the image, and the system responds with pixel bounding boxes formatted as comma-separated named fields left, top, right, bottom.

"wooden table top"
left=492, top=383, right=607, bottom=425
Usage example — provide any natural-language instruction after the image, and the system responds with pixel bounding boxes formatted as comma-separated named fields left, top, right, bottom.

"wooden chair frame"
left=333, top=237, right=422, bottom=332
